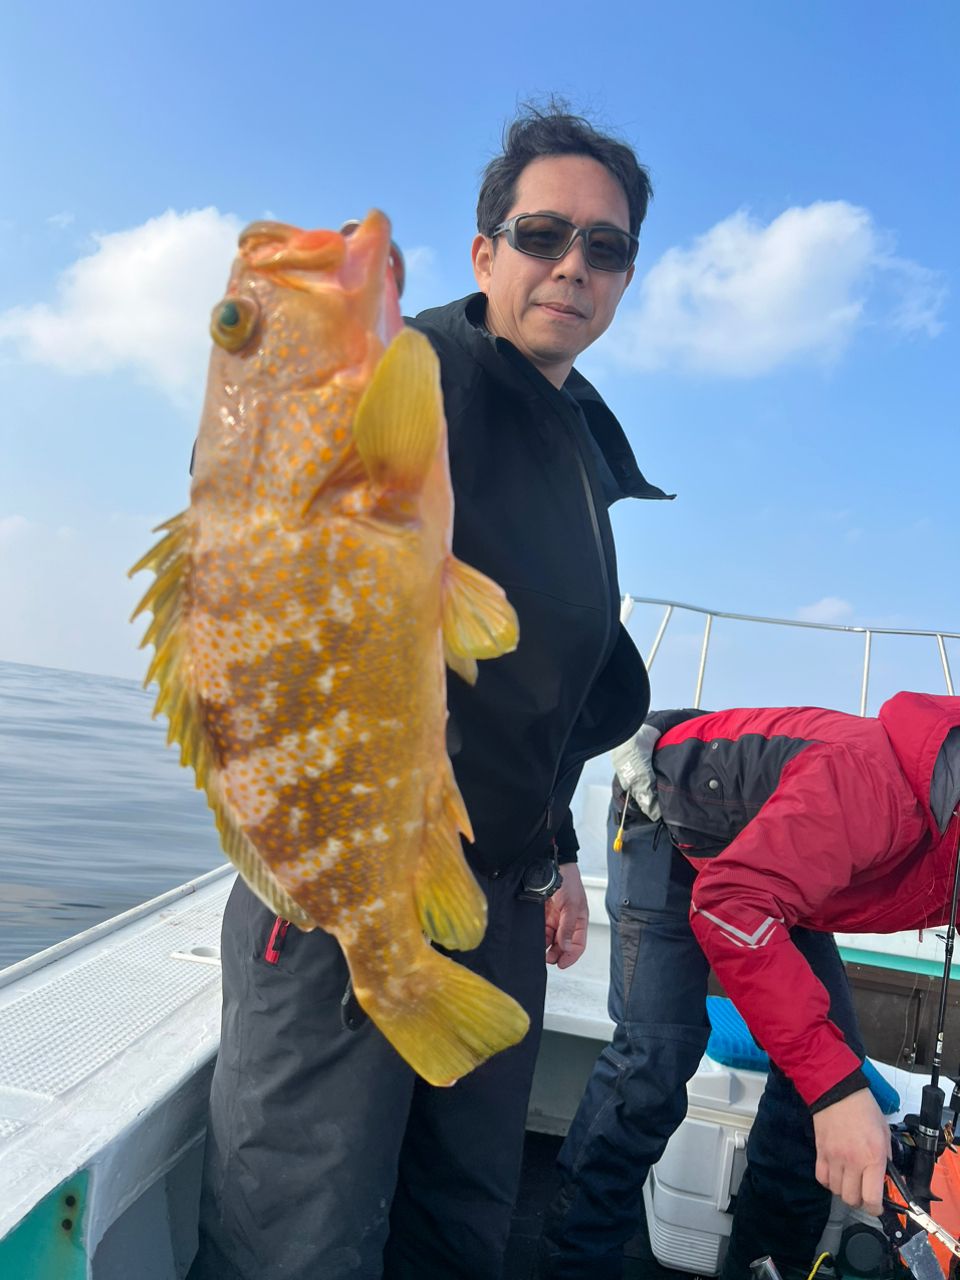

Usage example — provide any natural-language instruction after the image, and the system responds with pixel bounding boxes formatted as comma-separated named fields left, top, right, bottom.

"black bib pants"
left=188, top=864, right=548, bottom=1280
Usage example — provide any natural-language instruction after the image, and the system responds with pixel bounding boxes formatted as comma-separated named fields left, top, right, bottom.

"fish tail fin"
left=442, top=556, right=519, bottom=685
left=359, top=952, right=530, bottom=1086
left=414, top=762, right=483, bottom=950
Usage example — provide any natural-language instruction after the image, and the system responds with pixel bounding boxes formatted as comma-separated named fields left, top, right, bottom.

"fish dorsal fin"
left=129, top=513, right=213, bottom=782
left=352, top=328, right=443, bottom=493
left=129, top=512, right=315, bottom=930
left=442, top=556, right=519, bottom=685
left=414, top=762, right=484, bottom=951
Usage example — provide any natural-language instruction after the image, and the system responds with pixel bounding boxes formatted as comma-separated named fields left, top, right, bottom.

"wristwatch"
left=517, top=853, right=564, bottom=902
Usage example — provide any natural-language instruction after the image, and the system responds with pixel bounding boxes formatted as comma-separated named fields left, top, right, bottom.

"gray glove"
left=611, top=723, right=662, bottom=822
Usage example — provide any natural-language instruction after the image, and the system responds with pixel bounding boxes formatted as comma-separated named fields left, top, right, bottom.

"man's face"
left=472, top=154, right=635, bottom=387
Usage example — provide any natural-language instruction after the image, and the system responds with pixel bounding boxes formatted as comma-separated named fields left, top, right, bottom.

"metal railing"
left=620, top=596, right=958, bottom=716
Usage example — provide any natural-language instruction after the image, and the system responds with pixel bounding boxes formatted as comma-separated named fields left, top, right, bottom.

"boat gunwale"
left=0, top=865, right=235, bottom=991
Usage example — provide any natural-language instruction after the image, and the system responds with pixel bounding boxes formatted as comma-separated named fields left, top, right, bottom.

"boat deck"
left=506, top=1131, right=699, bottom=1279
left=0, top=863, right=927, bottom=1278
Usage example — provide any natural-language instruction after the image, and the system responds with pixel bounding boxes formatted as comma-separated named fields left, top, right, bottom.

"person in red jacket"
left=538, top=691, right=960, bottom=1278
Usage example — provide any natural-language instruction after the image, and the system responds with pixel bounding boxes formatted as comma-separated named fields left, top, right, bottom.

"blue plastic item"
left=705, top=995, right=900, bottom=1115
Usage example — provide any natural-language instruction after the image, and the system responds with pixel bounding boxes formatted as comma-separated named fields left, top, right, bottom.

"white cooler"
left=641, top=1056, right=765, bottom=1273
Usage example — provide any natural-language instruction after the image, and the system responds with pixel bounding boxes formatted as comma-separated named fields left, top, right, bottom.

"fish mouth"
left=236, top=212, right=401, bottom=342
left=341, top=219, right=406, bottom=299
left=239, top=221, right=347, bottom=275
left=237, top=212, right=401, bottom=301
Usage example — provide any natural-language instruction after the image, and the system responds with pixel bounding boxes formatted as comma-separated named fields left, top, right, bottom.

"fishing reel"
left=876, top=811, right=960, bottom=1277
left=876, top=1086, right=960, bottom=1278
left=754, top=814, right=960, bottom=1280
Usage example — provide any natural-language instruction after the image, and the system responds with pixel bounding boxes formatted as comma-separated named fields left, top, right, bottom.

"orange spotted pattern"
left=181, top=214, right=463, bottom=991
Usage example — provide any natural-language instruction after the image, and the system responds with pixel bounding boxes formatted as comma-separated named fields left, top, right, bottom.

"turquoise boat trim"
left=0, top=1169, right=88, bottom=1278
left=839, top=945, right=960, bottom=978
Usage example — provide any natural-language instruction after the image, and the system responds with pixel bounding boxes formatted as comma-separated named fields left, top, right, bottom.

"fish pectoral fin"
left=354, top=952, right=530, bottom=1086
left=352, top=328, right=443, bottom=493
left=415, top=767, right=483, bottom=950
left=302, top=443, right=369, bottom=517
left=442, top=556, right=519, bottom=681
left=445, top=650, right=478, bottom=686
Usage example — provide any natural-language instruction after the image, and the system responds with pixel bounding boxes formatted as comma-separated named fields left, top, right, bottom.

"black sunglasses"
left=491, top=213, right=638, bottom=273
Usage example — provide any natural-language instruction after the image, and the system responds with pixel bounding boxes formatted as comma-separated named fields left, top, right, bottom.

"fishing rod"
left=881, top=807, right=960, bottom=1275
left=762, top=811, right=960, bottom=1280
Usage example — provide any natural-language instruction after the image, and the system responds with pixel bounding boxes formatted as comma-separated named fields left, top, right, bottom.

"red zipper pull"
left=264, top=916, right=290, bottom=965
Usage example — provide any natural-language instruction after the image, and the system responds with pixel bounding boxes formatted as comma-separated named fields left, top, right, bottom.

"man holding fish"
left=135, top=101, right=669, bottom=1280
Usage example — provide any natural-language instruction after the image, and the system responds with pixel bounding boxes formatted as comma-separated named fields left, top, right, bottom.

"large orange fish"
left=130, top=212, right=527, bottom=1085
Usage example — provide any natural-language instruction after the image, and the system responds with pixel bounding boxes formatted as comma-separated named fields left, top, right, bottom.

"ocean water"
left=0, top=659, right=224, bottom=970
left=0, top=655, right=618, bottom=974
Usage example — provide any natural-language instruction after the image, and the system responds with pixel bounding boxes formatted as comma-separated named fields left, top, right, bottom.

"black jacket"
left=409, top=294, right=671, bottom=873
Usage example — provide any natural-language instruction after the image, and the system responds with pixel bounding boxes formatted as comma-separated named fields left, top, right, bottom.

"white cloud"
left=0, top=208, right=242, bottom=402
left=0, top=515, right=30, bottom=544
left=607, top=201, right=946, bottom=376
left=879, top=255, right=947, bottom=337
left=46, top=212, right=75, bottom=229
left=0, top=215, right=448, bottom=400
left=796, top=596, right=855, bottom=624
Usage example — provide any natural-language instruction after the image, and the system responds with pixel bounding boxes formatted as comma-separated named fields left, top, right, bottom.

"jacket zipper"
left=264, top=916, right=290, bottom=965
left=523, top=402, right=614, bottom=851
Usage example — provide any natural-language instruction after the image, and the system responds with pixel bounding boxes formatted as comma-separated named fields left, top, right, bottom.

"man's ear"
left=471, top=234, right=495, bottom=291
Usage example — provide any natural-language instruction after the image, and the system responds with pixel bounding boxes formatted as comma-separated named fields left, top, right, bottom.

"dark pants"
left=539, top=819, right=865, bottom=1279
left=188, top=861, right=547, bottom=1280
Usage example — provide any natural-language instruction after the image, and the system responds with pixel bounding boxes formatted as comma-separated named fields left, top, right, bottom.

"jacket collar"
left=879, top=692, right=960, bottom=834
left=411, top=294, right=673, bottom=504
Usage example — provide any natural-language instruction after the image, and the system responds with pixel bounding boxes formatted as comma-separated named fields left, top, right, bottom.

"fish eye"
left=210, top=295, right=260, bottom=352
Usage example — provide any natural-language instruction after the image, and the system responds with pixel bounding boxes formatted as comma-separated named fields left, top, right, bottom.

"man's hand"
left=812, top=1087, right=891, bottom=1216
left=544, top=863, right=588, bottom=969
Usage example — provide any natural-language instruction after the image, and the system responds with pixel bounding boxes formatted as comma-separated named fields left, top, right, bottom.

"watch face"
left=519, top=857, right=563, bottom=898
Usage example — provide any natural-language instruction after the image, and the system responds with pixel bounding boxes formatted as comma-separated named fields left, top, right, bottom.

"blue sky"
left=0, top=0, right=957, bottom=717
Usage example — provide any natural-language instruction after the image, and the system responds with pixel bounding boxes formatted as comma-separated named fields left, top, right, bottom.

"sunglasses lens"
left=585, top=228, right=635, bottom=271
left=512, top=215, right=634, bottom=271
left=513, top=215, right=575, bottom=258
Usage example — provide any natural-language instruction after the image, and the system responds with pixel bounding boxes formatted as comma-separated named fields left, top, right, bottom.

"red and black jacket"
left=636, top=694, right=960, bottom=1109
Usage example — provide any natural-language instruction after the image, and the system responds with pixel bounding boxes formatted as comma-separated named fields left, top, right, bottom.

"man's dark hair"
left=476, top=99, right=653, bottom=240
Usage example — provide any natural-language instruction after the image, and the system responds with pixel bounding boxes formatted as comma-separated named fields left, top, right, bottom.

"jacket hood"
left=879, top=692, right=960, bottom=833
left=410, top=294, right=673, bottom=504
